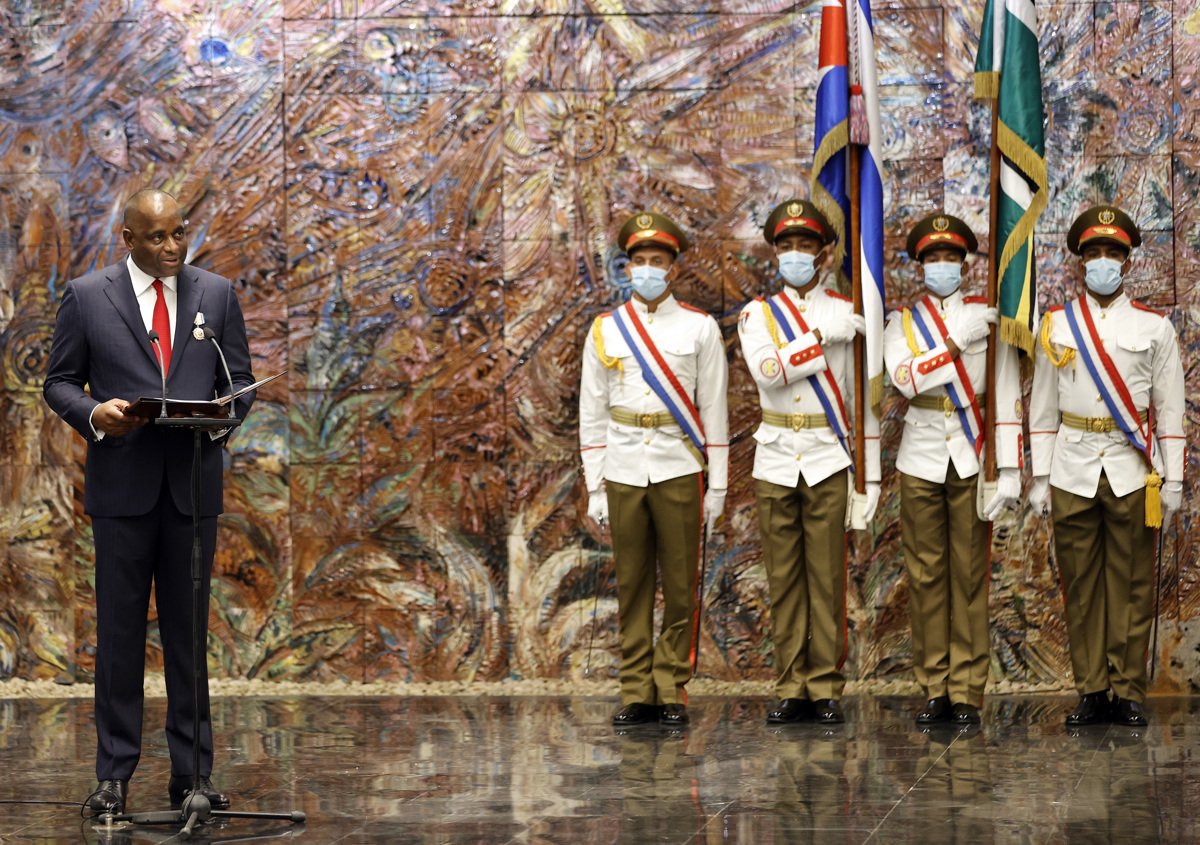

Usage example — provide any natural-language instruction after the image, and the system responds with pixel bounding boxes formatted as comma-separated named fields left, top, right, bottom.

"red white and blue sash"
left=1062, top=297, right=1153, bottom=460
left=610, top=301, right=707, bottom=458
left=765, top=292, right=852, bottom=454
left=909, top=296, right=984, bottom=454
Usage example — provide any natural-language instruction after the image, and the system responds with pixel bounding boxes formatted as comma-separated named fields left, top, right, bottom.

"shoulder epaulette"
left=1046, top=304, right=1065, bottom=313
left=1132, top=301, right=1164, bottom=317
left=679, top=302, right=710, bottom=315
left=963, top=295, right=988, bottom=304
left=824, top=289, right=851, bottom=302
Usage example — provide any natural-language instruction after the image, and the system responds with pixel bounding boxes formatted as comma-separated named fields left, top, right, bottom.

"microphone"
left=148, top=329, right=168, bottom=418
left=194, top=313, right=234, bottom=413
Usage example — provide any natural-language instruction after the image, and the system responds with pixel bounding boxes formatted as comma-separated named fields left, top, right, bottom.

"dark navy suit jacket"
left=43, top=260, right=255, bottom=518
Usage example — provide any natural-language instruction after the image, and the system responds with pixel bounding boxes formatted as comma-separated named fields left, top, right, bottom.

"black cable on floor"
left=0, top=799, right=83, bottom=807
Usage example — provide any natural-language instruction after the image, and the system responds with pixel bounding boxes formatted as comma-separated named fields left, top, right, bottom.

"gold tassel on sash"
left=1144, top=470, right=1163, bottom=529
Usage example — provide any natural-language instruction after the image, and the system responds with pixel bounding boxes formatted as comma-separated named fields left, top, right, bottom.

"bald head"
left=123, top=188, right=178, bottom=228
left=122, top=188, right=187, bottom=278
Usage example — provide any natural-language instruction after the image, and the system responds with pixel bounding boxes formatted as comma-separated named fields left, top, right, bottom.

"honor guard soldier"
left=579, top=212, right=729, bottom=729
left=737, top=199, right=880, bottom=725
left=1029, top=205, right=1184, bottom=727
left=882, top=213, right=1022, bottom=727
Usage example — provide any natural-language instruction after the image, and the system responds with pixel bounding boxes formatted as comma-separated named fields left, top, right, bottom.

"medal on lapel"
left=192, top=311, right=206, bottom=341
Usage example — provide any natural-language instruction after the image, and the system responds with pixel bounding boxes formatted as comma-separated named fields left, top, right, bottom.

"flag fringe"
left=810, top=120, right=849, bottom=273
left=1000, top=315, right=1034, bottom=356
left=869, top=372, right=883, bottom=418
left=974, top=71, right=999, bottom=99
left=995, top=120, right=1048, bottom=287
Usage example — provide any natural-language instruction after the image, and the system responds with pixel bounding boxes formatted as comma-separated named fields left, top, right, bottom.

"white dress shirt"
left=883, top=290, right=1022, bottom=484
left=127, top=255, right=177, bottom=344
left=1030, top=291, right=1185, bottom=498
left=579, top=294, right=729, bottom=492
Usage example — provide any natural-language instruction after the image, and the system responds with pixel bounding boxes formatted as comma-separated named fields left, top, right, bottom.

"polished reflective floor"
left=0, top=694, right=1195, bottom=843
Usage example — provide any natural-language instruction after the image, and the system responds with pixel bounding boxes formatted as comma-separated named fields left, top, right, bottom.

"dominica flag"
left=975, top=0, right=1047, bottom=354
left=811, top=0, right=886, bottom=414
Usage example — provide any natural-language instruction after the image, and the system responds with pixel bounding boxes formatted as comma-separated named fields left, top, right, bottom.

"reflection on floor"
left=0, top=694, right=1195, bottom=844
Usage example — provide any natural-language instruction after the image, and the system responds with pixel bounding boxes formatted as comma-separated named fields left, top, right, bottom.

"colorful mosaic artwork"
left=2, top=0, right=1199, bottom=691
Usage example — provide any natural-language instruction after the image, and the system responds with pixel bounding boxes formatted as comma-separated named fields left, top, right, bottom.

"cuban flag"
left=812, top=0, right=887, bottom=417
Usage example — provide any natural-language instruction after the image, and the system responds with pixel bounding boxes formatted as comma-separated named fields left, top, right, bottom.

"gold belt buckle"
left=1088, top=417, right=1110, bottom=433
left=639, top=413, right=656, bottom=428
left=790, top=414, right=803, bottom=432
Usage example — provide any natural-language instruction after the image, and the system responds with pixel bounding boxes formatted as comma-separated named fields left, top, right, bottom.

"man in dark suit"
left=43, top=188, right=255, bottom=814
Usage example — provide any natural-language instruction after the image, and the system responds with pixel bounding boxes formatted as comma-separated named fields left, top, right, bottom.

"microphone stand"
left=99, top=336, right=304, bottom=838
left=148, top=330, right=168, bottom=418
left=202, top=325, right=235, bottom=404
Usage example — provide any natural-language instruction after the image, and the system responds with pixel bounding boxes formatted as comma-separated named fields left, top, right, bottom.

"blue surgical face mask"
left=923, top=261, right=962, bottom=297
left=629, top=265, right=669, bottom=301
left=778, top=251, right=817, bottom=288
left=1084, top=257, right=1123, bottom=296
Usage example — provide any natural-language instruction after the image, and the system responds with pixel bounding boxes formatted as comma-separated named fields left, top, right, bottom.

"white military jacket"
left=579, top=293, right=729, bottom=492
left=883, top=290, right=1022, bottom=485
left=737, top=281, right=880, bottom=488
left=1030, top=291, right=1184, bottom=498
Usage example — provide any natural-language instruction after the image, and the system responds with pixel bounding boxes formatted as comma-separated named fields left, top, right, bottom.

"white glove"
left=950, top=307, right=997, bottom=349
left=1028, top=475, right=1050, bottom=516
left=587, top=489, right=609, bottom=526
left=983, top=468, right=1021, bottom=521
left=863, top=482, right=881, bottom=523
left=817, top=313, right=866, bottom=345
left=1162, top=480, right=1182, bottom=522
left=703, top=488, right=726, bottom=539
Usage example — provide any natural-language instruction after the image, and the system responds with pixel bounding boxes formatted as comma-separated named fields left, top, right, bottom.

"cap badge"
left=1098, top=209, right=1115, bottom=225
left=636, top=213, right=654, bottom=230
left=932, top=216, right=949, bottom=232
left=787, top=201, right=803, bottom=217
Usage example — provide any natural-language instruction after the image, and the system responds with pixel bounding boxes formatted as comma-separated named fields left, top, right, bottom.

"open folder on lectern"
left=124, top=371, right=286, bottom=419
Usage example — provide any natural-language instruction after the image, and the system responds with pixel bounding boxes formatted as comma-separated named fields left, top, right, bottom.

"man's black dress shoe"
left=1065, top=691, right=1110, bottom=727
left=812, top=699, right=844, bottom=724
left=612, top=703, right=661, bottom=727
left=767, top=698, right=813, bottom=724
left=915, top=696, right=952, bottom=725
left=168, top=775, right=230, bottom=810
left=85, top=779, right=127, bottom=815
left=1110, top=696, right=1148, bottom=727
left=660, top=703, right=689, bottom=727
left=952, top=703, right=981, bottom=726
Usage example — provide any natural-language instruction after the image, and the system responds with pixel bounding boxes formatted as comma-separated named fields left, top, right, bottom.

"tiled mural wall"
left=1, top=0, right=1198, bottom=689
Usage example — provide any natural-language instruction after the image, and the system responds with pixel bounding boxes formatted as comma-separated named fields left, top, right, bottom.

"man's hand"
left=1162, top=480, right=1182, bottom=523
left=863, top=482, right=881, bottom=522
left=983, top=468, right=1021, bottom=521
left=703, top=488, right=726, bottom=540
left=950, top=307, right=997, bottom=350
left=586, top=489, right=609, bottom=527
left=1028, top=475, right=1050, bottom=516
left=816, top=313, right=866, bottom=345
left=92, top=399, right=148, bottom=437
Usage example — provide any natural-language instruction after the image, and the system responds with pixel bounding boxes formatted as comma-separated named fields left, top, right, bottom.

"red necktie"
left=152, top=279, right=172, bottom=375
